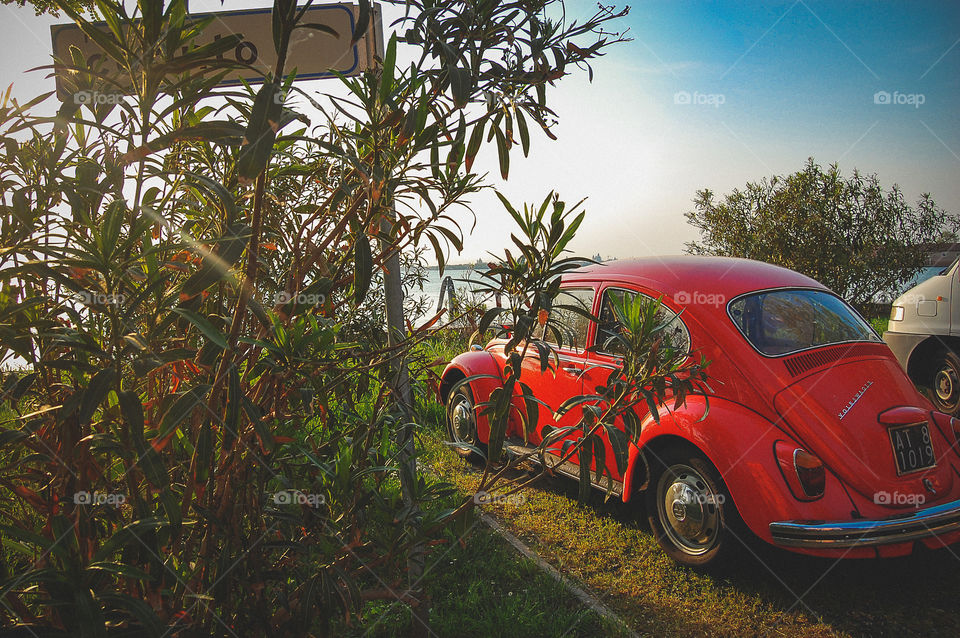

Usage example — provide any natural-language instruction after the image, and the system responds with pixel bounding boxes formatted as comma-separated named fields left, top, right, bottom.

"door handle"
left=561, top=366, right=582, bottom=376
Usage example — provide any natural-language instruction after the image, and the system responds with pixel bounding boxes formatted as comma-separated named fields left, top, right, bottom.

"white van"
left=884, top=259, right=960, bottom=415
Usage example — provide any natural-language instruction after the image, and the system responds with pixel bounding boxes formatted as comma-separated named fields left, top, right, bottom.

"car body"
left=440, top=256, right=960, bottom=566
left=884, top=258, right=960, bottom=416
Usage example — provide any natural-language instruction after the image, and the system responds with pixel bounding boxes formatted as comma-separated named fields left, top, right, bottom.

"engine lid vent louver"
left=783, top=343, right=886, bottom=377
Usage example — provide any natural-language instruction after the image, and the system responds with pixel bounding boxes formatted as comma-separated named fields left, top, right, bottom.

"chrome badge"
left=838, top=381, right=874, bottom=420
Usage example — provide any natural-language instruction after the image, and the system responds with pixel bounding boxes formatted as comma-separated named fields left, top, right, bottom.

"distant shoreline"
left=426, top=264, right=481, bottom=270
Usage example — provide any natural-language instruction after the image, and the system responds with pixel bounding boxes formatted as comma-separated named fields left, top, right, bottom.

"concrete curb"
left=479, top=512, right=641, bottom=638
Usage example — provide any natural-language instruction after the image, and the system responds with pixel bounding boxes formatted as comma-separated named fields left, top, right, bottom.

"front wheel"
left=926, top=350, right=960, bottom=416
left=445, top=384, right=484, bottom=460
left=645, top=450, right=741, bottom=568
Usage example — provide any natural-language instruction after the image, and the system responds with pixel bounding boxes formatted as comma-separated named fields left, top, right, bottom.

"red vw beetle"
left=439, top=257, right=960, bottom=567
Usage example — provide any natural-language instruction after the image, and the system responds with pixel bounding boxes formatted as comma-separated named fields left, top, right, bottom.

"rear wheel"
left=445, top=384, right=484, bottom=460
left=926, top=350, right=960, bottom=416
left=645, top=449, right=741, bottom=568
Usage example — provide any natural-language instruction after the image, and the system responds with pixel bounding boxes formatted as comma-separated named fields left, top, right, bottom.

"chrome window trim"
left=725, top=286, right=882, bottom=359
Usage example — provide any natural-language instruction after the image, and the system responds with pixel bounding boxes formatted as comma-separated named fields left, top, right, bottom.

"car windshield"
left=729, top=289, right=880, bottom=356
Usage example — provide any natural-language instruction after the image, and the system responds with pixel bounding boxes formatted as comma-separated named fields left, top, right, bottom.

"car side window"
left=595, top=288, right=691, bottom=355
left=542, top=288, right=595, bottom=352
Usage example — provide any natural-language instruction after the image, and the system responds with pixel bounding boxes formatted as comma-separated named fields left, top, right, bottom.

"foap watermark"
left=271, top=490, right=326, bottom=507
left=674, top=290, right=725, bottom=308
left=473, top=490, right=526, bottom=507
left=72, top=290, right=126, bottom=306
left=900, top=292, right=927, bottom=304
left=673, top=90, right=725, bottom=108
left=874, top=490, right=925, bottom=506
left=679, top=492, right=725, bottom=506
left=274, top=291, right=326, bottom=306
left=873, top=90, right=925, bottom=108
left=73, top=90, right=124, bottom=106
left=74, top=491, right=126, bottom=507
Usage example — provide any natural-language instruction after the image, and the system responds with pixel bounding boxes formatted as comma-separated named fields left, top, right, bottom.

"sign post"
left=51, top=3, right=383, bottom=97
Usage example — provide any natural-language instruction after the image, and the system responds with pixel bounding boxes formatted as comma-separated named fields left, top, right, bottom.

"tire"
left=925, top=349, right=960, bottom=416
left=645, top=448, right=742, bottom=568
left=445, top=384, right=484, bottom=460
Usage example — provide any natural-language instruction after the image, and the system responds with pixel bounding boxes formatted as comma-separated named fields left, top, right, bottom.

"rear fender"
left=622, top=396, right=857, bottom=547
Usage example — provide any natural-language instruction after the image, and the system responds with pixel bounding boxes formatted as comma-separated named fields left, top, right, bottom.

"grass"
left=420, top=430, right=960, bottom=637
left=348, top=524, right=621, bottom=638
left=337, top=333, right=631, bottom=637
left=334, top=329, right=623, bottom=637
left=869, top=316, right=889, bottom=335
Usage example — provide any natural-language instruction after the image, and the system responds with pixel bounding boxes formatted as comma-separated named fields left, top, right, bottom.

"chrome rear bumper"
left=769, top=498, right=960, bottom=548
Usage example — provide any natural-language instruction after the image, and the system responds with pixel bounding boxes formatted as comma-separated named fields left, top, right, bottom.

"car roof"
left=562, top=256, right=826, bottom=302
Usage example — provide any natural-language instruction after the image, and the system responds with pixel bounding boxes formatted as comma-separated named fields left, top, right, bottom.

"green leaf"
left=515, top=107, right=530, bottom=157
left=518, top=381, right=540, bottom=438
left=477, top=306, right=504, bottom=335
left=100, top=593, right=164, bottom=638
left=352, top=0, right=370, bottom=44
left=118, top=390, right=145, bottom=444
left=78, top=368, right=116, bottom=424
left=605, top=424, right=629, bottom=475
left=60, top=4, right=125, bottom=64
left=379, top=34, right=397, bottom=105
left=353, top=234, right=372, bottom=305
left=493, top=126, right=510, bottom=179
left=238, top=82, right=284, bottom=181
left=158, top=385, right=211, bottom=435
left=172, top=308, right=228, bottom=349
left=181, top=224, right=251, bottom=296
left=88, top=561, right=154, bottom=582
left=592, top=435, right=606, bottom=483
left=139, top=0, right=163, bottom=43
left=578, top=438, right=592, bottom=503
left=449, top=66, right=470, bottom=108
left=642, top=389, right=660, bottom=424
left=465, top=120, right=485, bottom=172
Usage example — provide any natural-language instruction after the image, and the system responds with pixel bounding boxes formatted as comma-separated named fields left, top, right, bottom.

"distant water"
left=421, top=267, right=483, bottom=300
left=413, top=267, right=488, bottom=321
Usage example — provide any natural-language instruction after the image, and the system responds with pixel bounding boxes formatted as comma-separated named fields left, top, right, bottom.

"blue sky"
left=0, top=0, right=957, bottom=262
left=483, top=0, right=960, bottom=261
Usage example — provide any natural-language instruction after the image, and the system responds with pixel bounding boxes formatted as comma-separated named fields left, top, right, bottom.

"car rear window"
left=728, top=289, right=880, bottom=356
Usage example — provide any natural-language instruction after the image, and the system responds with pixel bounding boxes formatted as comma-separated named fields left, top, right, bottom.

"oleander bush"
left=0, top=0, right=630, bottom=635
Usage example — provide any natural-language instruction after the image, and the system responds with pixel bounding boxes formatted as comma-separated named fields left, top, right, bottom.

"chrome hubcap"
left=450, top=399, right=474, bottom=442
left=658, top=464, right=721, bottom=556
left=936, top=367, right=957, bottom=403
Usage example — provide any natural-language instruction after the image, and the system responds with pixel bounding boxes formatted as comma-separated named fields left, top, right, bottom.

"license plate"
left=888, top=423, right=936, bottom=475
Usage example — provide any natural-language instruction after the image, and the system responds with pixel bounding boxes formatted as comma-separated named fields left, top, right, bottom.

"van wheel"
left=646, top=449, right=740, bottom=568
left=445, top=385, right=484, bottom=460
left=927, top=350, right=960, bottom=416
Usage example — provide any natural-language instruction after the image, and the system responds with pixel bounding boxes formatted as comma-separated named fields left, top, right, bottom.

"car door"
left=520, top=286, right=595, bottom=453
left=582, top=286, right=693, bottom=485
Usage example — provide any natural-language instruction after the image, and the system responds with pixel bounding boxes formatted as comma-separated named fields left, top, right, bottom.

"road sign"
left=51, top=3, right=383, bottom=98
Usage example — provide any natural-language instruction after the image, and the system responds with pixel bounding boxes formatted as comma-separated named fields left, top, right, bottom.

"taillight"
left=775, top=441, right=825, bottom=501
left=794, top=449, right=825, bottom=498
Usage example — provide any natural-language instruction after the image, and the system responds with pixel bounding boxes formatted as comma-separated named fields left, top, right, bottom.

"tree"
left=685, top=158, right=957, bottom=309
left=2, top=0, right=92, bottom=15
